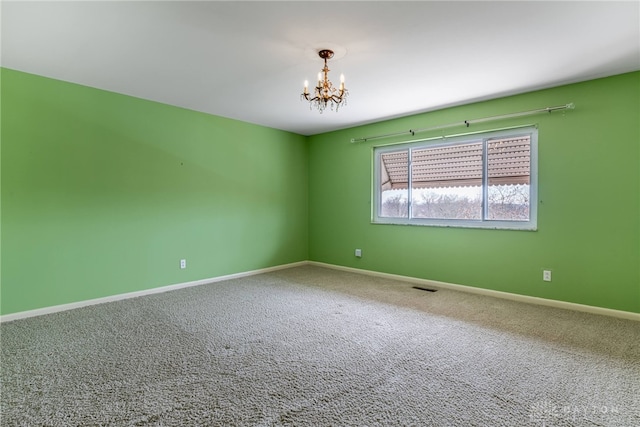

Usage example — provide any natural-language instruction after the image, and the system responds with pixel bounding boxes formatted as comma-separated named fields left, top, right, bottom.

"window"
left=373, top=127, right=537, bottom=230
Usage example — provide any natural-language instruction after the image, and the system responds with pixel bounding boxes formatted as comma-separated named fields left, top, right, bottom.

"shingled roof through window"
left=380, top=136, right=531, bottom=190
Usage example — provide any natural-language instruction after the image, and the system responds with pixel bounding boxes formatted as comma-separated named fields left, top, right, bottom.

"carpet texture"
left=1, top=265, right=639, bottom=426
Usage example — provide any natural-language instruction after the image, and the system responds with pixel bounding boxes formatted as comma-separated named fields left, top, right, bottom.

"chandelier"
left=301, top=49, right=348, bottom=113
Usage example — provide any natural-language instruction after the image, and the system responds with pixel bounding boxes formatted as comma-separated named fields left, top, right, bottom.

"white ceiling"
left=2, top=1, right=639, bottom=136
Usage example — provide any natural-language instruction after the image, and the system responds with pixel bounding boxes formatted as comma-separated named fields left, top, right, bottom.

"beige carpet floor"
left=1, top=265, right=638, bottom=426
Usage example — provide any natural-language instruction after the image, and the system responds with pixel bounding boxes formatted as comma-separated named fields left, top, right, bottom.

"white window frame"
left=372, top=127, right=538, bottom=230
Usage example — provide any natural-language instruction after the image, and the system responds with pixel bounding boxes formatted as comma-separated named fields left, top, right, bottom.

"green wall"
left=2, top=69, right=638, bottom=316
left=308, top=72, right=640, bottom=313
left=1, top=68, right=309, bottom=315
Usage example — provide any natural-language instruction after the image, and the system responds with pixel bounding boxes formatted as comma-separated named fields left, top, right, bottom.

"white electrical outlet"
left=180, top=259, right=187, bottom=269
left=355, top=248, right=362, bottom=258
left=543, top=270, right=552, bottom=282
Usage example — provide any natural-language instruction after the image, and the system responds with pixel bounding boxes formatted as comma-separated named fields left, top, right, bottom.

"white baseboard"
left=3, top=260, right=638, bottom=323
left=0, top=261, right=308, bottom=323
left=308, top=261, right=640, bottom=322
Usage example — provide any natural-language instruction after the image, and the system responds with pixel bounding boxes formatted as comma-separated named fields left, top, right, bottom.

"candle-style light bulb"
left=340, top=73, right=345, bottom=91
left=304, top=80, right=309, bottom=94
